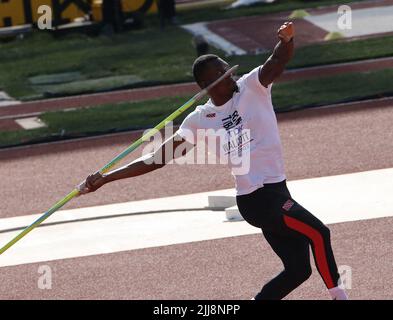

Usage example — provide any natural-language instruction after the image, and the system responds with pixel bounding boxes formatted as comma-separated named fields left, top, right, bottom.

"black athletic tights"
left=236, top=180, right=340, bottom=300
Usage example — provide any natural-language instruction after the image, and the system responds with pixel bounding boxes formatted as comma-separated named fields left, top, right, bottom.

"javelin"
left=0, top=65, right=239, bottom=255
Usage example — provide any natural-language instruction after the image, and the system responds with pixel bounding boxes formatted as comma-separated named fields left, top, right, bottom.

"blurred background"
left=0, top=0, right=392, bottom=148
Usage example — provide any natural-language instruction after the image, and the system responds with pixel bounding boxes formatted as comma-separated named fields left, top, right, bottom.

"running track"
left=1, top=97, right=392, bottom=218
left=0, top=97, right=392, bottom=299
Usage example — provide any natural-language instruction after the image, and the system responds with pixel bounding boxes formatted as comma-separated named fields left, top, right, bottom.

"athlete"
left=78, top=22, right=348, bottom=300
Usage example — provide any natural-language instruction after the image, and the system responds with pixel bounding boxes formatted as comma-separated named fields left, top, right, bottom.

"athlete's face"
left=200, top=59, right=238, bottom=98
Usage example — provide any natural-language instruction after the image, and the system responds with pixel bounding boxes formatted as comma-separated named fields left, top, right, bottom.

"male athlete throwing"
left=78, top=22, right=348, bottom=300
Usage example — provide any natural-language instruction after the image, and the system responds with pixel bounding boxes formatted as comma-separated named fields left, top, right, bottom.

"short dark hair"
left=192, top=54, right=219, bottom=84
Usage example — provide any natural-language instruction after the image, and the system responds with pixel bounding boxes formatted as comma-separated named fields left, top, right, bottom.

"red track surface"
left=1, top=217, right=391, bottom=299
left=208, top=0, right=393, bottom=53
left=1, top=88, right=392, bottom=301
left=1, top=97, right=393, bottom=219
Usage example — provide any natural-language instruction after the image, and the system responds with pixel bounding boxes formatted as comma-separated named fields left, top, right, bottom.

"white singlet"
left=176, top=66, right=286, bottom=195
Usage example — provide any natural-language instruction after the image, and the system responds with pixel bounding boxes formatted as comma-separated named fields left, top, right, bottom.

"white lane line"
left=0, top=188, right=234, bottom=232
left=1, top=167, right=393, bottom=267
left=289, top=168, right=393, bottom=225
left=0, top=210, right=257, bottom=268
left=226, top=167, right=393, bottom=224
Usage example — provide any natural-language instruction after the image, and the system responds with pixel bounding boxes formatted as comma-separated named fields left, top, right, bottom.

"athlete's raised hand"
left=278, top=22, right=294, bottom=43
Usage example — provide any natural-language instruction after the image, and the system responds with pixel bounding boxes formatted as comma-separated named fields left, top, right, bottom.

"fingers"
left=281, top=21, right=293, bottom=27
left=85, top=172, right=100, bottom=189
left=76, top=172, right=103, bottom=196
left=76, top=181, right=90, bottom=196
left=278, top=21, right=294, bottom=42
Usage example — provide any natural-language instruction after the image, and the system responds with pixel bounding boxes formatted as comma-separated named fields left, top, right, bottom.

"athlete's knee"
left=285, top=263, right=312, bottom=285
left=293, top=266, right=312, bottom=284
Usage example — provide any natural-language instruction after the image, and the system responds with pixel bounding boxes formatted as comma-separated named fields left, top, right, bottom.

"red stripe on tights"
left=283, top=215, right=335, bottom=289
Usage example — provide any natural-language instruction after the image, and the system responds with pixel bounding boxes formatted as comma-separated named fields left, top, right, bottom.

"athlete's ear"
left=198, top=79, right=207, bottom=89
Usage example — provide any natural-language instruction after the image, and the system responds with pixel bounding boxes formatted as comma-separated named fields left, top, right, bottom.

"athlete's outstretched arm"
left=78, top=134, right=194, bottom=193
left=259, top=22, right=294, bottom=88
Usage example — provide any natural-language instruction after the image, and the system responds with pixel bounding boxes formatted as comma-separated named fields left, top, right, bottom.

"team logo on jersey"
left=220, top=110, right=247, bottom=157
left=221, top=110, right=242, bottom=131
left=282, top=199, right=295, bottom=211
left=206, top=113, right=216, bottom=118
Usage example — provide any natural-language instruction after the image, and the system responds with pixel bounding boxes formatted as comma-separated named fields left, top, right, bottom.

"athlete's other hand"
left=278, top=22, right=294, bottom=43
left=77, top=172, right=106, bottom=195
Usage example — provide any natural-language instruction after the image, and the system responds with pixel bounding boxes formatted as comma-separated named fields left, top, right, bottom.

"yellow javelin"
left=0, top=65, right=238, bottom=255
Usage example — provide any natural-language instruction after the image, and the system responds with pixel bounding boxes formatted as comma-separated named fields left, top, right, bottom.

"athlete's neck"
left=212, top=96, right=231, bottom=106
left=210, top=90, right=236, bottom=107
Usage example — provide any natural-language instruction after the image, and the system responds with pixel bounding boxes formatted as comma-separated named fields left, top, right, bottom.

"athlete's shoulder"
left=193, top=100, right=216, bottom=115
left=236, top=66, right=261, bottom=86
left=237, top=66, right=272, bottom=95
left=181, top=104, right=206, bottom=125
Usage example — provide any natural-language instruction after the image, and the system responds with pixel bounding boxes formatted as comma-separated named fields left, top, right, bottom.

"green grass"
left=36, top=75, right=144, bottom=98
left=226, top=35, right=393, bottom=75
left=1, top=25, right=392, bottom=101
left=174, top=0, right=358, bottom=24
left=0, top=96, right=195, bottom=148
left=273, top=68, right=393, bottom=111
left=0, top=0, right=392, bottom=101
left=1, top=68, right=392, bottom=148
left=41, top=96, right=194, bottom=134
left=0, top=27, right=197, bottom=99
